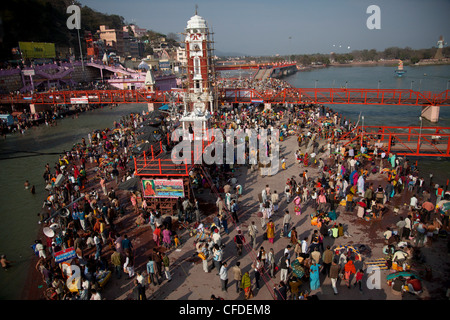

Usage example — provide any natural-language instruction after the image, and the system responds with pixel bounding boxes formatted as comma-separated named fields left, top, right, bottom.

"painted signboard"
left=54, top=247, right=76, bottom=263
left=18, top=42, right=56, bottom=59
left=142, top=179, right=184, bottom=198
left=70, top=97, right=89, bottom=104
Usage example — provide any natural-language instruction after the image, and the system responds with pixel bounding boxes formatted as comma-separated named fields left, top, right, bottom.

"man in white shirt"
left=383, top=227, right=393, bottom=241
left=94, top=234, right=102, bottom=260
left=271, top=191, right=279, bottom=212
left=212, top=229, right=221, bottom=247
left=404, top=215, right=412, bottom=239
left=349, top=158, right=356, bottom=172
left=348, top=148, right=354, bottom=158
left=90, top=289, right=101, bottom=300
left=35, top=240, right=47, bottom=259
left=301, top=237, right=309, bottom=254
left=393, top=250, right=408, bottom=264
left=410, top=194, right=418, bottom=210
left=219, top=262, right=228, bottom=292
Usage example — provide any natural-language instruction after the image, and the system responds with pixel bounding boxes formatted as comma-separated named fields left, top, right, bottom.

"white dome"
left=138, top=61, right=149, bottom=70
left=186, top=14, right=207, bottom=30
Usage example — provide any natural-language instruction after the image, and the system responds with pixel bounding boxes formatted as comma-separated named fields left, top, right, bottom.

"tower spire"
left=195, top=4, right=198, bottom=15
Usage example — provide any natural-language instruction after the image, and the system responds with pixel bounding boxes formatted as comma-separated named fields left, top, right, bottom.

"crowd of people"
left=31, top=109, right=187, bottom=300
left=189, top=95, right=450, bottom=300
left=12, top=74, right=450, bottom=301
left=217, top=75, right=293, bottom=94
left=0, top=101, right=117, bottom=136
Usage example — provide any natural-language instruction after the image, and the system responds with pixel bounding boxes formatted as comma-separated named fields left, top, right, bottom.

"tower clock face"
left=194, top=102, right=204, bottom=114
left=189, top=42, right=203, bottom=57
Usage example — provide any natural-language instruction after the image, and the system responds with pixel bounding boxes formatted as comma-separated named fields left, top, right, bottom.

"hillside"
left=0, top=0, right=126, bottom=61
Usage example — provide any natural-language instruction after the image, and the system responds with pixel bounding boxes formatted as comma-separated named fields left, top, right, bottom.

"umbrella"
left=132, top=142, right=152, bottom=154
left=335, top=245, right=361, bottom=260
left=43, top=227, right=55, bottom=238
left=142, top=120, right=161, bottom=128
left=386, top=271, right=421, bottom=281
left=118, top=177, right=141, bottom=192
left=159, top=104, right=170, bottom=111
left=135, top=125, right=158, bottom=134
left=136, top=132, right=160, bottom=143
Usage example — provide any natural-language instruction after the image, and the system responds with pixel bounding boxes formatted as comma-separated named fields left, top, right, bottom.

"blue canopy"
left=159, top=104, right=170, bottom=111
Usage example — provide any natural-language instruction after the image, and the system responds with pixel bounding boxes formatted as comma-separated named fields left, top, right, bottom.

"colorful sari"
left=309, top=263, right=321, bottom=290
left=241, top=272, right=253, bottom=299
left=293, top=196, right=302, bottom=215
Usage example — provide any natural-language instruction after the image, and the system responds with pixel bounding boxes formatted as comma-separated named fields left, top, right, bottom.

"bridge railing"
left=218, top=88, right=450, bottom=106
left=134, top=129, right=216, bottom=176
left=1, top=88, right=449, bottom=106
left=338, top=125, right=450, bottom=157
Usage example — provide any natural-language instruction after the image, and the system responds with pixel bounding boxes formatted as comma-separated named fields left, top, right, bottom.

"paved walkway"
left=99, top=120, right=449, bottom=301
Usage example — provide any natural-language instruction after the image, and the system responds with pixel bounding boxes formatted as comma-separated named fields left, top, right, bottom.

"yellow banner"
left=18, top=42, right=56, bottom=59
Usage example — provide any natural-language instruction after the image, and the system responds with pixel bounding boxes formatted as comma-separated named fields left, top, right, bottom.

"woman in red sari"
left=153, top=226, right=161, bottom=247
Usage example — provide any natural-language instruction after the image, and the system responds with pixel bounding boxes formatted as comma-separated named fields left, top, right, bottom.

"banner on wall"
left=142, top=179, right=184, bottom=198
left=18, top=42, right=56, bottom=59
left=54, top=247, right=76, bottom=263
left=70, top=97, right=89, bottom=104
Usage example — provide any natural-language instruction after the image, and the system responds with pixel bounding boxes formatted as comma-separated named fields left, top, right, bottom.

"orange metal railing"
left=2, top=88, right=449, bottom=106
left=338, top=125, right=450, bottom=157
left=134, top=129, right=217, bottom=176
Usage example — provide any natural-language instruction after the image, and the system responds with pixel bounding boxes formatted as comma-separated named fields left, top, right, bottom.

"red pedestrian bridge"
left=336, top=125, right=450, bottom=158
left=1, top=87, right=449, bottom=106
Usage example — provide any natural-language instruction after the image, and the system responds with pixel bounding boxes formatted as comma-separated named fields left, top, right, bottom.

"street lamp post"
left=361, top=115, right=365, bottom=148
left=418, top=116, right=423, bottom=151
left=410, top=80, right=415, bottom=90
left=288, top=37, right=292, bottom=62
left=315, top=80, right=318, bottom=88
left=345, top=81, right=348, bottom=89
left=378, top=80, right=381, bottom=89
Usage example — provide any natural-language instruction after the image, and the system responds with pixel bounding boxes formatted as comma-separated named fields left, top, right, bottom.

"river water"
left=284, top=64, right=450, bottom=127
left=0, top=65, right=449, bottom=299
left=283, top=64, right=450, bottom=189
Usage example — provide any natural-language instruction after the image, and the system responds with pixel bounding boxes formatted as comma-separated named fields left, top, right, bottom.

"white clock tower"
left=179, top=8, right=215, bottom=133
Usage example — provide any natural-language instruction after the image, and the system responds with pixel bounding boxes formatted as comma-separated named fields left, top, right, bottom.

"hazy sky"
left=79, top=0, right=450, bottom=56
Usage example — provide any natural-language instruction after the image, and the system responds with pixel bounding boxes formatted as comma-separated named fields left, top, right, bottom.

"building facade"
left=98, top=25, right=125, bottom=56
left=123, top=24, right=147, bottom=38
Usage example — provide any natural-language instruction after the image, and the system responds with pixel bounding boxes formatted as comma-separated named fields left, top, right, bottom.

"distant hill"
left=0, top=0, right=126, bottom=61
left=215, top=49, right=247, bottom=58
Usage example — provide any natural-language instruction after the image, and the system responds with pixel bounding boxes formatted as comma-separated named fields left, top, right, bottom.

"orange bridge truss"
left=1, top=88, right=449, bottom=106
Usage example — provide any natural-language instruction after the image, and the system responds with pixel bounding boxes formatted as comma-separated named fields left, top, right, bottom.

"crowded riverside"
left=5, top=75, right=447, bottom=301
